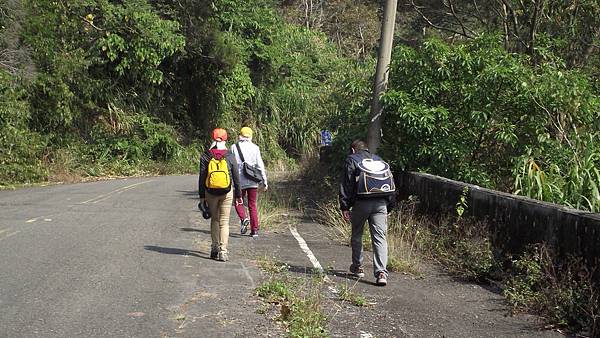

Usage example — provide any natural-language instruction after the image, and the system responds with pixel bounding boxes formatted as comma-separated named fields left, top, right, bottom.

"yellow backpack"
left=205, top=157, right=231, bottom=193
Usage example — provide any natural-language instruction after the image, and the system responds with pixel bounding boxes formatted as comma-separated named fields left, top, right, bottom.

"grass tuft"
left=338, top=283, right=368, bottom=307
left=256, top=255, right=329, bottom=337
left=257, top=255, right=289, bottom=274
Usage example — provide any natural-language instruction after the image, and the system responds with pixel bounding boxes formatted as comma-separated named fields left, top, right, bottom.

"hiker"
left=198, top=128, right=242, bottom=262
left=231, top=127, right=268, bottom=238
left=339, top=139, right=396, bottom=286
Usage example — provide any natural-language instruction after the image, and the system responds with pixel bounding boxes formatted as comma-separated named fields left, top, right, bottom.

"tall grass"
left=514, top=134, right=600, bottom=212
left=503, top=244, right=599, bottom=336
left=254, top=171, right=308, bottom=232
left=317, top=192, right=598, bottom=335
left=317, top=199, right=423, bottom=276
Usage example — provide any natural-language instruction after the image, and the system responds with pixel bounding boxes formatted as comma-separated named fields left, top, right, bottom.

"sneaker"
left=240, top=218, right=250, bottom=235
left=210, top=248, right=218, bottom=260
left=349, top=264, right=365, bottom=278
left=376, top=272, right=387, bottom=286
left=217, top=252, right=229, bottom=262
left=250, top=230, right=258, bottom=239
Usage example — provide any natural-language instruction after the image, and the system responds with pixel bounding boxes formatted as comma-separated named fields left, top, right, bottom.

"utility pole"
left=367, top=0, right=398, bottom=154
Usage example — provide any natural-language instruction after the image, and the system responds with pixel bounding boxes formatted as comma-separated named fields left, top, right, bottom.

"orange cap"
left=211, top=128, right=228, bottom=141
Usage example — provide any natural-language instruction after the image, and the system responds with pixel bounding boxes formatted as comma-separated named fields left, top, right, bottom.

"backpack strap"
left=235, top=142, right=246, bottom=164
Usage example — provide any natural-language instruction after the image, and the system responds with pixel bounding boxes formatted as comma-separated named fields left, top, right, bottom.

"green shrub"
left=378, top=35, right=599, bottom=211
left=0, top=72, right=48, bottom=185
left=503, top=245, right=599, bottom=335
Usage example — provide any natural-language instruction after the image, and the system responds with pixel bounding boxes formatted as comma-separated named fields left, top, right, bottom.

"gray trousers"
left=350, top=198, right=388, bottom=278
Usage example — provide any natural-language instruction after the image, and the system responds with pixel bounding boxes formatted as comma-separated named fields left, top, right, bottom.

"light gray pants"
left=351, top=198, right=388, bottom=278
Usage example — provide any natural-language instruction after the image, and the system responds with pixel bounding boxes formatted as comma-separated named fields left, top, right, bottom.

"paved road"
left=0, top=176, right=279, bottom=337
left=0, top=175, right=563, bottom=337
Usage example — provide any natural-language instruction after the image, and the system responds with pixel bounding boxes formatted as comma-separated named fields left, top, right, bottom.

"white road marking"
left=0, top=229, right=10, bottom=235
left=289, top=225, right=337, bottom=287
left=0, top=230, right=20, bottom=241
left=22, top=180, right=154, bottom=223
left=80, top=180, right=154, bottom=204
left=290, top=226, right=374, bottom=337
left=289, top=225, right=324, bottom=273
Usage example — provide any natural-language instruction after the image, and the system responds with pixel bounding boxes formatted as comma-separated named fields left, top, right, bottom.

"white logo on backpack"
left=355, top=158, right=396, bottom=196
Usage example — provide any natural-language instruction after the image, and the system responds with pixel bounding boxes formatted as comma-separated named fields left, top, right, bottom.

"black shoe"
left=210, top=249, right=218, bottom=259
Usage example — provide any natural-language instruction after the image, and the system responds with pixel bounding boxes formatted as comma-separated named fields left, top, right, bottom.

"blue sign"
left=320, top=130, right=332, bottom=146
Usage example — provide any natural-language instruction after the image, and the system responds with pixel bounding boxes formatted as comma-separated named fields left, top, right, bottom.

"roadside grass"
left=502, top=245, right=599, bottom=336
left=419, top=216, right=497, bottom=283
left=259, top=157, right=599, bottom=336
left=317, top=192, right=599, bottom=335
left=256, top=171, right=307, bottom=233
left=317, top=199, right=423, bottom=277
left=337, top=282, right=369, bottom=307
left=386, top=203, right=424, bottom=277
left=1, top=142, right=200, bottom=189
left=316, top=200, right=350, bottom=240
left=257, top=255, right=289, bottom=274
left=256, top=256, right=329, bottom=337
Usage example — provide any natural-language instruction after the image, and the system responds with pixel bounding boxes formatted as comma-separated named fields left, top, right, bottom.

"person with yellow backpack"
left=198, top=128, right=242, bottom=262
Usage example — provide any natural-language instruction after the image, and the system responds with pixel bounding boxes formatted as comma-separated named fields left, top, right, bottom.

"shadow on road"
left=176, top=190, right=199, bottom=200
left=287, top=264, right=378, bottom=286
left=143, top=245, right=210, bottom=260
left=179, top=227, right=247, bottom=239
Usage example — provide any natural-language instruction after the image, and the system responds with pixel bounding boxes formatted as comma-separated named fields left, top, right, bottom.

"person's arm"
left=339, top=156, right=356, bottom=212
left=198, top=152, right=208, bottom=198
left=232, top=143, right=240, bottom=163
left=386, top=192, right=397, bottom=213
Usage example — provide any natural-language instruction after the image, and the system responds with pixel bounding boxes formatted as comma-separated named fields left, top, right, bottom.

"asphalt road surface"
left=0, top=175, right=564, bottom=337
left=0, top=175, right=275, bottom=337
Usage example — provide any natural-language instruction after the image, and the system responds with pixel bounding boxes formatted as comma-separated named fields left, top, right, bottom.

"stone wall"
left=398, top=171, right=600, bottom=279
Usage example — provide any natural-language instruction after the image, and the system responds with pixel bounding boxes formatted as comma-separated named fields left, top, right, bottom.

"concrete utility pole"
left=367, top=0, right=398, bottom=154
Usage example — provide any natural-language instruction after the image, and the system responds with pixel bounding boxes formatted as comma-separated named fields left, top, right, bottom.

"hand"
left=262, top=184, right=268, bottom=192
left=198, top=198, right=205, bottom=210
left=235, top=198, right=243, bottom=206
left=342, top=210, right=351, bottom=223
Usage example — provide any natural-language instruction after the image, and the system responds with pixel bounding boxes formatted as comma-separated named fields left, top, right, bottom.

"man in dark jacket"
left=199, top=128, right=242, bottom=262
left=339, top=139, right=395, bottom=286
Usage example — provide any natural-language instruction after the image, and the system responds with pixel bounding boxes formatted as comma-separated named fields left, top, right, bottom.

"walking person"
left=339, top=140, right=396, bottom=286
left=198, top=128, right=242, bottom=262
left=231, top=127, right=268, bottom=238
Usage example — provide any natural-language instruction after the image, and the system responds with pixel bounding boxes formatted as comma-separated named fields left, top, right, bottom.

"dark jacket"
left=339, top=149, right=396, bottom=211
left=198, top=148, right=242, bottom=199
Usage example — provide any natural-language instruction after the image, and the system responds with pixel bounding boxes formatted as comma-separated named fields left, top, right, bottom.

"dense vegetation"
left=328, top=1, right=600, bottom=212
left=381, top=37, right=599, bottom=211
left=1, top=0, right=599, bottom=211
left=2, top=0, right=599, bottom=334
left=0, top=0, right=366, bottom=185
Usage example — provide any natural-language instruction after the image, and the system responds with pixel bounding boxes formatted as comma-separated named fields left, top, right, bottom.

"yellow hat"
left=240, top=127, right=253, bottom=138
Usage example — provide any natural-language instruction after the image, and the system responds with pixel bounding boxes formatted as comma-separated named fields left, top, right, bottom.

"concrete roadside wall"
left=398, top=171, right=600, bottom=279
